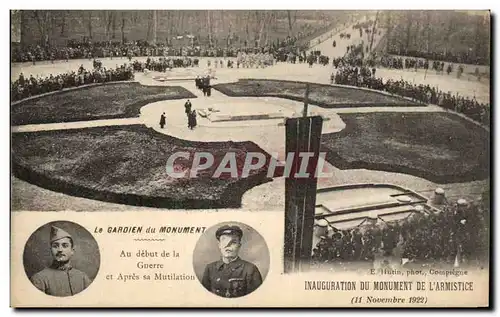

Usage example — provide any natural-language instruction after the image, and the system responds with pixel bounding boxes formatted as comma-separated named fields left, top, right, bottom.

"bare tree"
left=33, top=10, right=53, bottom=45
left=287, top=10, right=297, bottom=37
left=146, top=11, right=153, bottom=42
left=257, top=11, right=271, bottom=48
left=404, top=11, right=413, bottom=53
left=165, top=11, right=172, bottom=44
left=425, top=11, right=432, bottom=54
left=59, top=10, right=67, bottom=36
left=369, top=10, right=379, bottom=52
left=385, top=11, right=392, bottom=51
left=207, top=10, right=213, bottom=47
left=153, top=10, right=157, bottom=44
left=87, top=11, right=93, bottom=40
left=263, top=11, right=275, bottom=47
left=226, top=11, right=233, bottom=47
left=112, top=11, right=117, bottom=39
left=120, top=11, right=126, bottom=44
left=245, top=11, right=251, bottom=47
left=102, top=11, right=113, bottom=41
left=445, top=13, right=455, bottom=47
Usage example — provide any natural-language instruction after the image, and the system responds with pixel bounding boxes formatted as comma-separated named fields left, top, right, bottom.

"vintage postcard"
left=10, top=9, right=491, bottom=308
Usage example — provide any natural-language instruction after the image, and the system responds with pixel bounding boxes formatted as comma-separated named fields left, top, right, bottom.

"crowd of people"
left=195, top=75, right=213, bottom=97
left=386, top=48, right=489, bottom=66
left=130, top=57, right=200, bottom=73
left=11, top=63, right=134, bottom=102
left=235, top=52, right=275, bottom=68
left=332, top=63, right=489, bottom=126
left=401, top=202, right=489, bottom=264
left=11, top=26, right=322, bottom=64
left=376, top=55, right=485, bottom=80
left=312, top=199, right=489, bottom=268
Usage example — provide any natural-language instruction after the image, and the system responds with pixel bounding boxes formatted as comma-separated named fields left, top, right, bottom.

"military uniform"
left=30, top=226, right=92, bottom=297
left=31, top=263, right=91, bottom=297
left=201, top=225, right=263, bottom=298
left=201, top=257, right=262, bottom=298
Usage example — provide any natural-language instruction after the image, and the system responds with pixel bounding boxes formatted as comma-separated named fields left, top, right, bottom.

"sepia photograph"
left=22, top=220, right=100, bottom=297
left=9, top=8, right=491, bottom=308
left=192, top=222, right=270, bottom=298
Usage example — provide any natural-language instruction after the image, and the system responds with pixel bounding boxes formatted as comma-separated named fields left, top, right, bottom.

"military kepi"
left=215, top=225, right=243, bottom=240
left=50, top=226, right=72, bottom=243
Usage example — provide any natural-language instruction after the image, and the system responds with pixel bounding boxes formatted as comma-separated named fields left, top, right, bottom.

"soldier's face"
left=218, top=235, right=241, bottom=258
left=51, top=238, right=74, bottom=262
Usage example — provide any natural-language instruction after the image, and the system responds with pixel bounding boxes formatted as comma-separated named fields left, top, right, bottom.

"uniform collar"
left=215, top=257, right=242, bottom=270
left=50, top=261, right=73, bottom=271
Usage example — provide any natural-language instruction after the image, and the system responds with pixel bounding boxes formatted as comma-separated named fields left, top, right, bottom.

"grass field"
left=213, top=79, right=421, bottom=108
left=11, top=82, right=196, bottom=125
left=11, top=125, right=275, bottom=209
left=320, top=112, right=490, bottom=183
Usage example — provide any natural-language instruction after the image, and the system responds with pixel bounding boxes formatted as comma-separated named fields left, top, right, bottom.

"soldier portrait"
left=23, top=221, right=100, bottom=297
left=193, top=222, right=270, bottom=298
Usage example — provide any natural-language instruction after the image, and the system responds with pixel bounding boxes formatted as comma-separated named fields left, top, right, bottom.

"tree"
left=120, top=11, right=127, bottom=44
left=425, top=11, right=432, bottom=54
left=146, top=11, right=153, bottom=42
left=59, top=10, right=68, bottom=36
left=287, top=10, right=297, bottom=37
left=207, top=10, right=213, bottom=47
left=444, top=13, right=456, bottom=56
left=33, top=10, right=53, bottom=46
left=112, top=11, right=117, bottom=39
left=87, top=11, right=93, bottom=40
left=245, top=11, right=251, bottom=47
left=263, top=11, right=276, bottom=47
left=369, top=10, right=379, bottom=52
left=404, top=11, right=413, bottom=53
left=385, top=11, right=392, bottom=51
left=101, top=11, right=114, bottom=41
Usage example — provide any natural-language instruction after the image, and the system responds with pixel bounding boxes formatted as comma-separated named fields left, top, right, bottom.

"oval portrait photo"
left=193, top=222, right=270, bottom=299
left=23, top=220, right=100, bottom=297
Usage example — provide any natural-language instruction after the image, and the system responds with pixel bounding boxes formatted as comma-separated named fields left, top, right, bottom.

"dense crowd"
left=387, top=47, right=489, bottom=66
left=312, top=199, right=489, bottom=267
left=130, top=57, right=200, bottom=72
left=11, top=63, right=134, bottom=102
left=377, top=55, right=485, bottom=80
left=401, top=202, right=489, bottom=264
left=11, top=28, right=318, bottom=64
left=333, top=64, right=489, bottom=126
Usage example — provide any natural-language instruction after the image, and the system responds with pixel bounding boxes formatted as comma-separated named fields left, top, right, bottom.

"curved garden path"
left=11, top=21, right=489, bottom=211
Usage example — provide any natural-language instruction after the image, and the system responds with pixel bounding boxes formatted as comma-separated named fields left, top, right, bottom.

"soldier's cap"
left=215, top=225, right=243, bottom=241
left=50, top=226, right=73, bottom=244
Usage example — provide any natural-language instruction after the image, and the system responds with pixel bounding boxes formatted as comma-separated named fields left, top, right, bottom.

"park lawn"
left=213, top=79, right=421, bottom=107
left=320, top=112, right=490, bottom=183
left=11, top=125, right=274, bottom=209
left=11, top=82, right=196, bottom=125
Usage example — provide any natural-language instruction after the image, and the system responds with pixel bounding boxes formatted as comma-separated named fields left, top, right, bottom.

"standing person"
left=184, top=100, right=192, bottom=117
left=190, top=110, right=197, bottom=129
left=201, top=225, right=263, bottom=298
left=188, top=109, right=197, bottom=130
left=159, top=112, right=166, bottom=129
left=30, top=226, right=91, bottom=297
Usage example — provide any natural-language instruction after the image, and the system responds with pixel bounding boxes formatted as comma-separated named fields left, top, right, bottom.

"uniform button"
left=216, top=278, right=220, bottom=282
